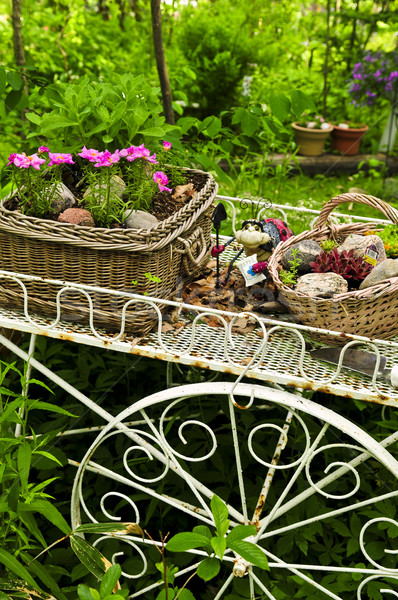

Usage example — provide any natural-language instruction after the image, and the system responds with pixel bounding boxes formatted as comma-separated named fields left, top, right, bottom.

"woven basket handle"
left=315, top=192, right=398, bottom=228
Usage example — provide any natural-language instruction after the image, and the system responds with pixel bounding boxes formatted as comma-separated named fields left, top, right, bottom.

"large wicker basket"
left=0, top=167, right=217, bottom=335
left=267, top=193, right=398, bottom=342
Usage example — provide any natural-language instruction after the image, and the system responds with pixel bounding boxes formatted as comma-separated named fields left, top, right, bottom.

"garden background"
left=0, top=1, right=398, bottom=599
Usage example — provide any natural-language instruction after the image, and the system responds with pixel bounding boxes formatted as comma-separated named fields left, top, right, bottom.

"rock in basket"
left=267, top=193, right=398, bottom=343
left=0, top=167, right=218, bottom=336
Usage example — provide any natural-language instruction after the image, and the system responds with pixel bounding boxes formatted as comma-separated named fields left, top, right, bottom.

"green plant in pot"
left=292, top=114, right=333, bottom=157
left=331, top=121, right=369, bottom=156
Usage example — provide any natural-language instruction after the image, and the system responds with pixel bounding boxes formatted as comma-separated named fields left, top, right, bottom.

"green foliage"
left=279, top=248, right=301, bottom=287
left=175, top=0, right=259, bottom=117
left=373, top=225, right=398, bottom=258
left=24, top=74, right=176, bottom=153
left=167, top=494, right=268, bottom=580
left=77, top=564, right=127, bottom=600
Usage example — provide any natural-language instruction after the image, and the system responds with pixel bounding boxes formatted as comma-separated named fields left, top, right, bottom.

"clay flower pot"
left=331, top=123, right=368, bottom=156
left=292, top=122, right=333, bottom=157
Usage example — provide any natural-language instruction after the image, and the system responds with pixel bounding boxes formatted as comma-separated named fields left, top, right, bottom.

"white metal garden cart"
left=1, top=197, right=398, bottom=599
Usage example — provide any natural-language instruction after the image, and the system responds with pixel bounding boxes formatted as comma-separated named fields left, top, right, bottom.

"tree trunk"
left=151, top=0, right=175, bottom=125
left=11, top=0, right=28, bottom=95
left=11, top=0, right=26, bottom=71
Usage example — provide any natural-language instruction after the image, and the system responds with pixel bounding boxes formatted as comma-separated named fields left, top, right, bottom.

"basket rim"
left=267, top=222, right=398, bottom=303
left=0, top=166, right=217, bottom=252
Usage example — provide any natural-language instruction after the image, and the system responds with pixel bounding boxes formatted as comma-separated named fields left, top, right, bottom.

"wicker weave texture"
left=267, top=193, right=398, bottom=342
left=0, top=168, right=217, bottom=334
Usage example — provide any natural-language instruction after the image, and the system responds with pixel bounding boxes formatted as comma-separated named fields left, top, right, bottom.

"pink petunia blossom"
left=38, top=146, right=49, bottom=153
left=94, top=150, right=120, bottom=167
left=48, top=152, right=74, bottom=166
left=78, top=146, right=103, bottom=162
left=12, top=152, right=46, bottom=170
left=153, top=171, right=172, bottom=193
left=7, top=153, right=17, bottom=166
left=163, top=140, right=172, bottom=151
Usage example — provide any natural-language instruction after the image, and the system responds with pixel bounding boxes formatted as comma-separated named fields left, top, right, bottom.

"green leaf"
left=211, top=536, right=226, bottom=559
left=19, top=499, right=71, bottom=535
left=0, top=549, right=39, bottom=590
left=70, top=536, right=109, bottom=580
left=156, top=590, right=175, bottom=600
left=226, top=525, right=257, bottom=545
left=228, top=541, right=269, bottom=570
left=77, top=584, right=95, bottom=600
left=193, top=525, right=212, bottom=540
left=240, top=111, right=259, bottom=136
left=18, top=443, right=33, bottom=489
left=25, top=113, right=41, bottom=125
left=204, top=116, right=222, bottom=138
left=176, top=589, right=196, bottom=600
left=33, top=451, right=63, bottom=467
left=75, top=522, right=143, bottom=537
left=211, top=495, right=229, bottom=534
left=290, top=89, right=316, bottom=118
left=166, top=532, right=211, bottom=552
left=102, top=135, right=113, bottom=144
left=269, top=93, right=291, bottom=123
left=100, top=564, right=121, bottom=597
left=7, top=71, right=23, bottom=91
left=138, top=126, right=166, bottom=137
left=20, top=551, right=66, bottom=600
left=28, top=401, right=75, bottom=417
left=0, top=66, right=6, bottom=96
left=197, top=557, right=220, bottom=581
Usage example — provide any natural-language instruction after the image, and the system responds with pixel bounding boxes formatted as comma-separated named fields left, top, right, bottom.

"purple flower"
left=163, top=141, right=172, bottom=151
left=38, top=146, right=49, bottom=153
left=48, top=152, right=74, bottom=166
left=7, top=153, right=17, bottom=166
left=153, top=171, right=172, bottom=193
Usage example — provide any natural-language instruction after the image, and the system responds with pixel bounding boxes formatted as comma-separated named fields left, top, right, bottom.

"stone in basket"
left=267, top=193, right=398, bottom=342
left=0, top=166, right=217, bottom=336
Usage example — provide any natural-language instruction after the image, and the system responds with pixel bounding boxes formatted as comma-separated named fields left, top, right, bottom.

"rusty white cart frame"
left=1, top=197, right=398, bottom=599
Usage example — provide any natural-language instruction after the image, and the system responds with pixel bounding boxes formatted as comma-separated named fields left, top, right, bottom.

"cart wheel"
left=71, top=382, right=398, bottom=599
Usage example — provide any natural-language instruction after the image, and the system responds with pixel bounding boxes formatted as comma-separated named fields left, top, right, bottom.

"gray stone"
left=383, top=178, right=398, bottom=201
left=44, top=183, right=76, bottom=214
left=124, top=209, right=159, bottom=229
left=359, top=258, right=398, bottom=289
left=281, top=240, right=323, bottom=274
left=295, top=272, right=348, bottom=298
left=337, top=234, right=386, bottom=263
left=83, top=175, right=126, bottom=202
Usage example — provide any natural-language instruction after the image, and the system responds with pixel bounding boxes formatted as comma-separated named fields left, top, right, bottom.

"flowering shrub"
left=296, top=115, right=331, bottom=129
left=6, top=140, right=184, bottom=227
left=348, top=51, right=398, bottom=106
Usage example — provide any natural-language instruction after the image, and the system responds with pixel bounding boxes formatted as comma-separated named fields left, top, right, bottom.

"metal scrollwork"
left=305, top=443, right=364, bottom=499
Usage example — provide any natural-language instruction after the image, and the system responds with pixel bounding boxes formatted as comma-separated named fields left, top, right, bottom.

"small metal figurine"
left=212, top=216, right=293, bottom=283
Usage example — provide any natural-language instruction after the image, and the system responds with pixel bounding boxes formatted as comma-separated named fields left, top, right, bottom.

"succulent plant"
left=310, top=248, right=373, bottom=281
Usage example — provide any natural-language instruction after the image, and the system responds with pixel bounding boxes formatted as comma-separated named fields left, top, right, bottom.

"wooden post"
left=151, top=0, right=175, bottom=125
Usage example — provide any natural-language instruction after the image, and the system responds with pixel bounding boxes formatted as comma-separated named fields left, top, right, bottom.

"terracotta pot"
left=292, top=122, right=333, bottom=157
left=331, top=123, right=368, bottom=156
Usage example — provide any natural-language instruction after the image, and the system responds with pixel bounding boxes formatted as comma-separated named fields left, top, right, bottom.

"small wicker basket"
left=267, top=193, right=398, bottom=343
left=0, top=167, right=217, bottom=335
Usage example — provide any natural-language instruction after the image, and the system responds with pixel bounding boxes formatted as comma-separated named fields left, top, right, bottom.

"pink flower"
left=94, top=150, right=120, bottom=167
left=78, top=146, right=102, bottom=162
left=163, top=140, right=172, bottom=151
left=48, top=152, right=74, bottom=166
left=7, top=153, right=17, bottom=166
left=12, top=152, right=46, bottom=170
left=38, top=146, right=49, bottom=153
left=153, top=171, right=172, bottom=193
left=124, top=144, right=157, bottom=164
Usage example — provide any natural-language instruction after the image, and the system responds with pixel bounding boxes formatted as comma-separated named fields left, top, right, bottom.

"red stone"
left=58, top=208, right=95, bottom=227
